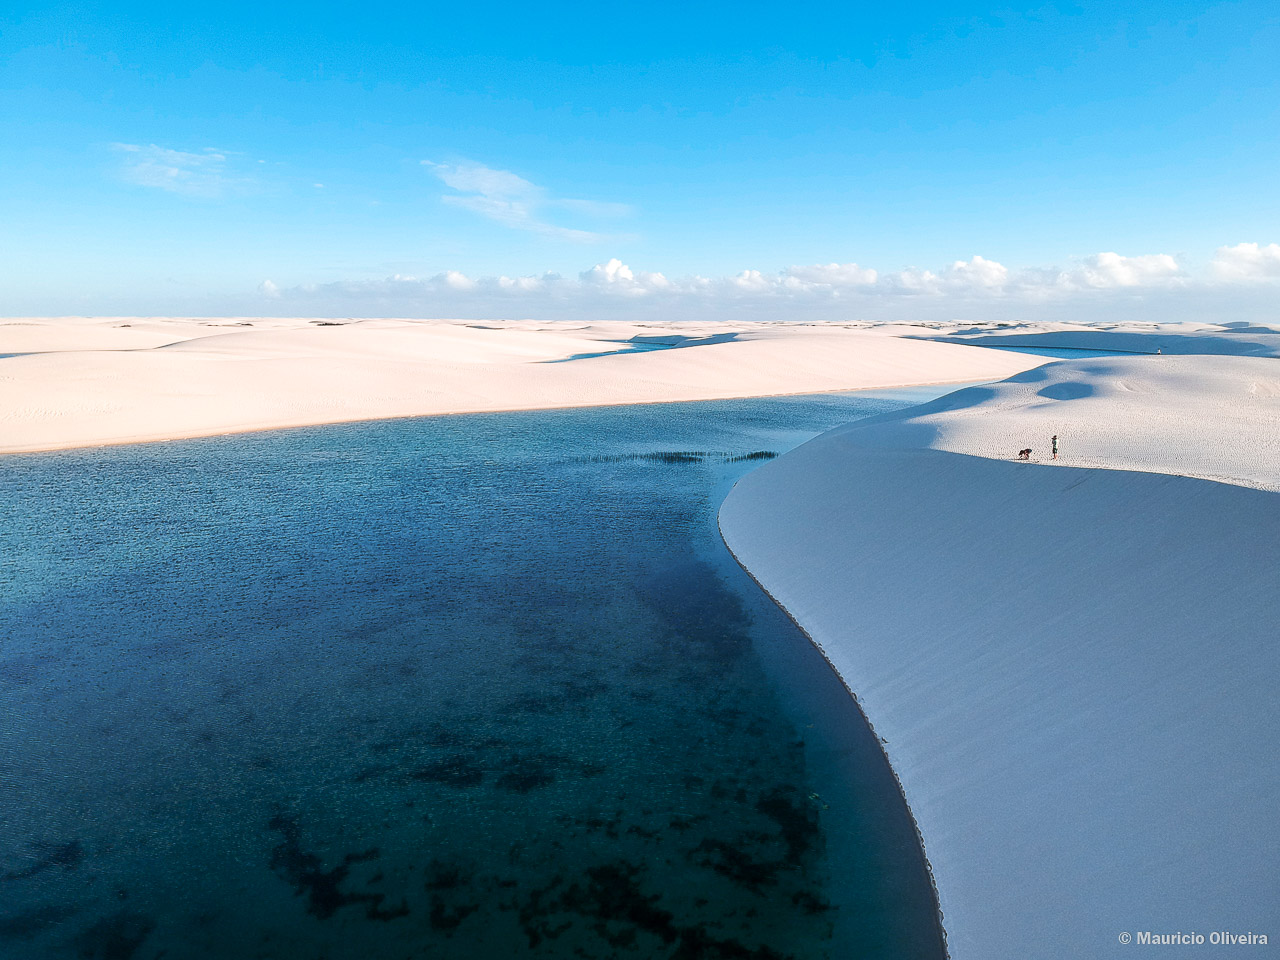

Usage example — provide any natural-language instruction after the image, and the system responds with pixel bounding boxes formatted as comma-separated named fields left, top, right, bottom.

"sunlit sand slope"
left=720, top=355, right=1280, bottom=958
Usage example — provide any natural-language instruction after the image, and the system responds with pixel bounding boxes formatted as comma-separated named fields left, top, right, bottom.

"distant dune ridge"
left=719, top=344, right=1280, bottom=959
left=3, top=315, right=1275, bottom=454
left=0, top=316, right=1049, bottom=453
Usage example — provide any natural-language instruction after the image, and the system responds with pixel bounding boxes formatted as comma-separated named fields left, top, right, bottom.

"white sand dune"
left=719, top=352, right=1280, bottom=958
left=854, top=354, right=1280, bottom=490
left=0, top=317, right=1046, bottom=454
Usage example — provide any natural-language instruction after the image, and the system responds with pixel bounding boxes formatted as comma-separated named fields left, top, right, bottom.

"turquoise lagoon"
left=0, top=394, right=944, bottom=960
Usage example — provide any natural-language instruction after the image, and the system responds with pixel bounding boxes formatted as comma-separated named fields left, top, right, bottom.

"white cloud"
left=785, top=262, right=879, bottom=289
left=870, top=257, right=1010, bottom=296
left=423, top=160, right=628, bottom=243
left=258, top=279, right=281, bottom=299
left=882, top=267, right=941, bottom=295
left=1069, top=252, right=1182, bottom=289
left=426, top=162, right=536, bottom=199
left=113, top=143, right=241, bottom=197
left=946, top=254, right=1008, bottom=289
left=731, top=269, right=772, bottom=293
left=498, top=274, right=548, bottom=292
left=850, top=253, right=1180, bottom=298
left=442, top=270, right=476, bottom=291
left=1210, top=242, right=1280, bottom=281
left=580, top=258, right=670, bottom=295
left=583, top=258, right=634, bottom=285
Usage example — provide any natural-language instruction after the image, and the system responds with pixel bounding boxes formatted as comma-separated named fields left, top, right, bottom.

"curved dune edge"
left=717, top=517, right=952, bottom=958
left=718, top=356, right=1280, bottom=959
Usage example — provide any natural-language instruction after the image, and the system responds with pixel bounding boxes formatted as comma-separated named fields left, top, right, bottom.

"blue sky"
left=2, top=0, right=1277, bottom=319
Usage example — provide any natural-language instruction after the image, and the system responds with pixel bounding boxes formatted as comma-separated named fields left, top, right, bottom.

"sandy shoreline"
left=719, top=348, right=1280, bottom=958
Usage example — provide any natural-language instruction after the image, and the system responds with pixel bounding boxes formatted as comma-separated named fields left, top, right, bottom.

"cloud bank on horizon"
left=256, top=244, right=1280, bottom=321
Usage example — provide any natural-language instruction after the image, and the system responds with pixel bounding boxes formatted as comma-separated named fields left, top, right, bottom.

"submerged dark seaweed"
left=582, top=449, right=778, bottom=465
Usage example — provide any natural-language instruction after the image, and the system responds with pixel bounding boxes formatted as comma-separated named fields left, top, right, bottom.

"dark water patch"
left=494, top=755, right=559, bottom=794
left=0, top=904, right=79, bottom=940
left=428, top=895, right=480, bottom=933
left=583, top=448, right=776, bottom=465
left=637, top=557, right=754, bottom=662
left=560, top=862, right=675, bottom=946
left=515, top=875, right=573, bottom=948
left=670, top=813, right=711, bottom=832
left=791, top=891, right=832, bottom=915
left=423, top=859, right=470, bottom=891
left=420, top=726, right=508, bottom=751
left=505, top=691, right=561, bottom=715
left=408, top=756, right=485, bottom=788
left=72, top=910, right=154, bottom=960
left=587, top=449, right=715, bottom=464
left=756, top=787, right=820, bottom=863
left=575, top=811, right=624, bottom=839
left=0, top=655, right=45, bottom=684
left=691, top=838, right=787, bottom=892
left=352, top=763, right=397, bottom=783
left=2, top=841, right=86, bottom=882
left=268, top=815, right=404, bottom=921
left=547, top=861, right=793, bottom=960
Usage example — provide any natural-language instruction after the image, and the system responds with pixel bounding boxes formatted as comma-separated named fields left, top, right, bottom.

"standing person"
left=1051, top=435, right=1059, bottom=460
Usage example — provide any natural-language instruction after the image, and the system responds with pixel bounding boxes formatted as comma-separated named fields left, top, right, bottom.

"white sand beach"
left=0, top=317, right=1053, bottom=454
left=719, top=348, right=1280, bottom=957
